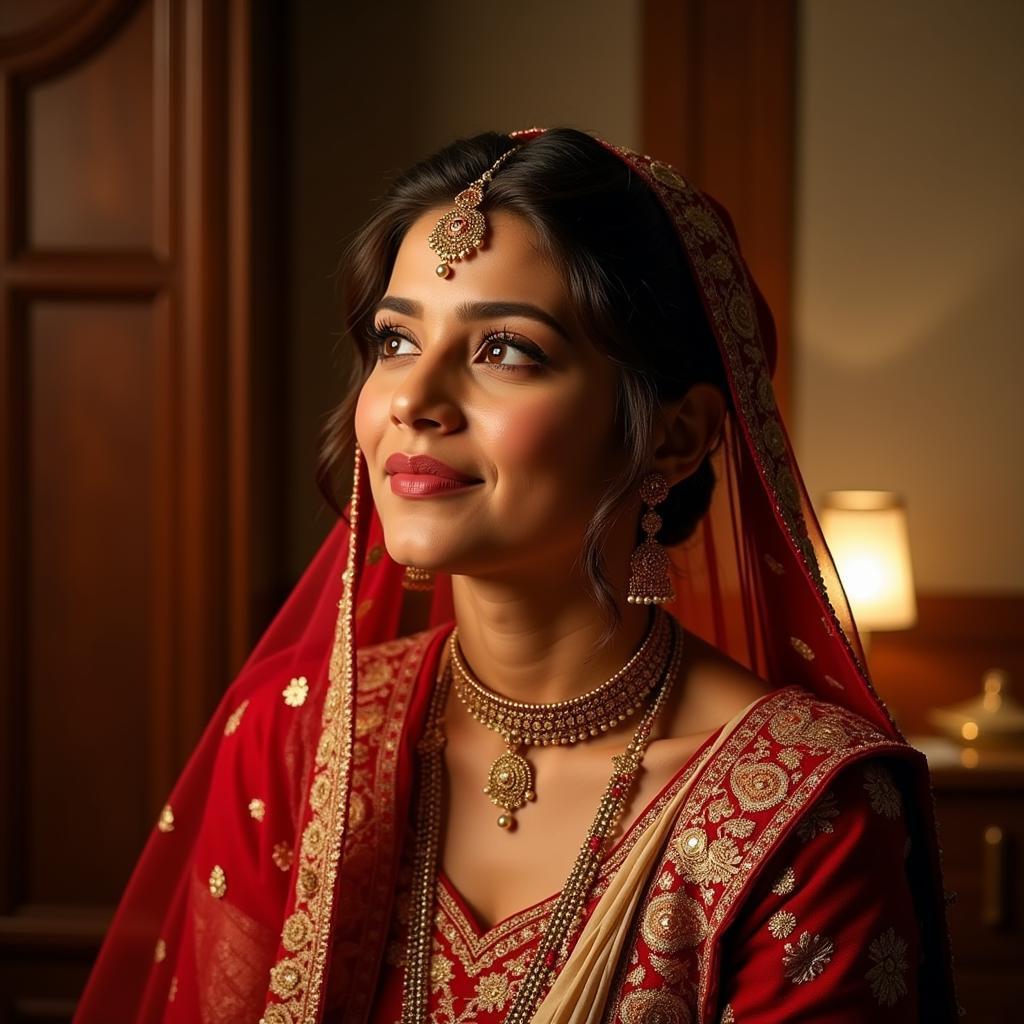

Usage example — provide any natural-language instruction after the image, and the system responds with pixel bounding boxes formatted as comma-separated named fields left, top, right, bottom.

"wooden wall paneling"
left=642, top=0, right=796, bottom=419
left=0, top=0, right=286, bottom=1014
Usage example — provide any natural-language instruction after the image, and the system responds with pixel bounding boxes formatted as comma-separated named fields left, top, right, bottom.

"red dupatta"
left=76, top=131, right=956, bottom=1023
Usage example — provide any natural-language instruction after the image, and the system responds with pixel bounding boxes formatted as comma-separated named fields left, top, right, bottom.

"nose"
left=388, top=349, right=465, bottom=433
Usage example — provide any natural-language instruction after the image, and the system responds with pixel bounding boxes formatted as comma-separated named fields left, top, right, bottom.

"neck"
left=449, top=570, right=653, bottom=706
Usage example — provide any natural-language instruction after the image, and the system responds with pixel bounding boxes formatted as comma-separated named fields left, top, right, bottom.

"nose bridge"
left=390, top=326, right=463, bottom=429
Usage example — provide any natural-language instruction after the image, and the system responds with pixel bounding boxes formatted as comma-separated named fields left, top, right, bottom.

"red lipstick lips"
left=384, top=453, right=482, bottom=498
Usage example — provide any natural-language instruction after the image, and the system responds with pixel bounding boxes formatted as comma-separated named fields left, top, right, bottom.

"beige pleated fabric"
left=530, top=695, right=765, bottom=1024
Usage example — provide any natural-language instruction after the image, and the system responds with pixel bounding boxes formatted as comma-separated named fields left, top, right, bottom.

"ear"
left=650, top=384, right=726, bottom=486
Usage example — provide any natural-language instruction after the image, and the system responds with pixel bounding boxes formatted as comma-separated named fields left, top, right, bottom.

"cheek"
left=484, top=385, right=617, bottom=486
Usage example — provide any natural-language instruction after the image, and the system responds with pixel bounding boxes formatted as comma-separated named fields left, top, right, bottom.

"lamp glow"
left=820, top=491, right=918, bottom=632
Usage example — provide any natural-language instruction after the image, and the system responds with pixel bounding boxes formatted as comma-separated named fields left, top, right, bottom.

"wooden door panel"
left=26, top=300, right=156, bottom=909
left=0, top=0, right=285, bottom=1014
left=27, top=1, right=155, bottom=251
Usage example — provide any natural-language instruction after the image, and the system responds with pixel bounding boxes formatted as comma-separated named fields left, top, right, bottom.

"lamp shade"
left=820, top=491, right=918, bottom=632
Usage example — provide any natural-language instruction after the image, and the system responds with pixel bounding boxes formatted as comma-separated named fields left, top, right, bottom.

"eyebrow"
left=374, top=295, right=571, bottom=342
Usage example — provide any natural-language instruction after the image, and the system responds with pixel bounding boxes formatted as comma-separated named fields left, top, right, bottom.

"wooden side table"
left=914, top=739, right=1024, bottom=1020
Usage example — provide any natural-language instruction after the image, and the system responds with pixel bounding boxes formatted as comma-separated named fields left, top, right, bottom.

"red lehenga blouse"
left=76, top=131, right=958, bottom=1023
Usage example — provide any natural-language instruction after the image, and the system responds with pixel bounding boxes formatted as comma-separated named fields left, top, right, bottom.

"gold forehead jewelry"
left=448, top=608, right=674, bottom=829
left=427, top=147, right=520, bottom=279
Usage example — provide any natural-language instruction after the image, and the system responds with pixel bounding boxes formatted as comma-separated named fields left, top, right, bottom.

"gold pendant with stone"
left=483, top=746, right=537, bottom=829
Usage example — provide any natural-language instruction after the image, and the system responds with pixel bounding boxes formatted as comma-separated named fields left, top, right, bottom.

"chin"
left=378, top=522, right=460, bottom=573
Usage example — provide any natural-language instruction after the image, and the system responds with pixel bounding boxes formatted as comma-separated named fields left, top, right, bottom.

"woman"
left=77, top=128, right=957, bottom=1023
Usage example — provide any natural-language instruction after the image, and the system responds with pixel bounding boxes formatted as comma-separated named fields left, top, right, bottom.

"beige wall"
left=793, top=0, right=1024, bottom=592
left=287, top=0, right=640, bottom=578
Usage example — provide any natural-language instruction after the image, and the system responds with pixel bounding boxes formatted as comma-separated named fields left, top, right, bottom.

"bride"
left=77, top=127, right=957, bottom=1023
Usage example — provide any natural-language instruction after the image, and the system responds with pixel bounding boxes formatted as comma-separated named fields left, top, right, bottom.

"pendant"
left=483, top=746, right=537, bottom=829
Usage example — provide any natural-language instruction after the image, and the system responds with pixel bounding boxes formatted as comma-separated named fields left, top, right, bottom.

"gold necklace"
left=449, top=608, right=672, bottom=828
left=399, top=615, right=684, bottom=1024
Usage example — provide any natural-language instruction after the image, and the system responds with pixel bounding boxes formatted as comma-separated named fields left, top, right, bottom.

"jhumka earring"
left=427, top=146, right=520, bottom=279
left=401, top=566, right=435, bottom=592
left=627, top=472, right=676, bottom=605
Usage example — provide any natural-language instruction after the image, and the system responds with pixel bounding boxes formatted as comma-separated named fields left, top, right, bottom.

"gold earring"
left=401, top=566, right=435, bottom=591
left=627, top=472, right=675, bottom=605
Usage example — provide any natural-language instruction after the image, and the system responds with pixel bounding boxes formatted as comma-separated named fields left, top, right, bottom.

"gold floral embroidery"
left=763, top=553, right=785, bottom=575
left=259, top=1008, right=293, bottom=1024
left=707, top=792, right=734, bottom=822
left=620, top=988, right=692, bottom=1024
left=168, top=976, right=177, bottom=1002
left=474, top=971, right=511, bottom=1011
left=650, top=951, right=687, bottom=986
left=719, top=1005, right=735, bottom=1024
left=768, top=909, right=796, bottom=939
left=771, top=866, right=796, bottom=896
left=642, top=892, right=708, bottom=952
left=154, top=937, right=167, bottom=962
left=308, top=774, right=330, bottom=813
left=862, top=763, right=902, bottom=819
left=796, top=790, right=840, bottom=842
left=157, top=804, right=175, bottom=833
left=301, top=820, right=326, bottom=858
left=789, top=636, right=815, bottom=661
left=865, top=926, right=909, bottom=1006
left=782, top=930, right=834, bottom=984
left=248, top=797, right=266, bottom=821
left=223, top=699, right=249, bottom=735
left=431, top=953, right=454, bottom=990
left=355, top=598, right=374, bottom=620
left=297, top=865, right=319, bottom=897
left=365, top=543, right=384, bottom=565
left=348, top=790, right=368, bottom=830
left=777, top=747, right=802, bottom=769
left=730, top=757, right=789, bottom=812
left=653, top=687, right=894, bottom=1015
left=670, top=828, right=742, bottom=886
left=272, top=842, right=293, bottom=871
left=355, top=703, right=384, bottom=737
left=282, top=911, right=313, bottom=952
left=314, top=729, right=336, bottom=767
left=282, top=676, right=309, bottom=707
left=768, top=705, right=851, bottom=751
left=358, top=658, right=393, bottom=692
left=269, top=957, right=304, bottom=998
left=208, top=865, right=227, bottom=899
left=649, top=160, right=689, bottom=191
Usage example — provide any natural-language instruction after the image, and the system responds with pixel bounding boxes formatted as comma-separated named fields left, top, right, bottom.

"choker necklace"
left=400, top=614, right=684, bottom=1023
left=448, top=609, right=672, bottom=828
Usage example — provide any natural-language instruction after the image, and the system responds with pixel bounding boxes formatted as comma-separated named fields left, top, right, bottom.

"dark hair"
left=318, top=127, right=730, bottom=640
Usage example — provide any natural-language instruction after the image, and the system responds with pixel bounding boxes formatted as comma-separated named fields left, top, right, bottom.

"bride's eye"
left=368, top=321, right=416, bottom=360
left=476, top=332, right=549, bottom=372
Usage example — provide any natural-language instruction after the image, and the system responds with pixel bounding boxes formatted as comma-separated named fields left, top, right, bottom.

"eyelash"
left=366, top=319, right=550, bottom=373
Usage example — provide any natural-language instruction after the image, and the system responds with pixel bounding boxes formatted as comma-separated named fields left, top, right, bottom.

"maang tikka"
left=427, top=147, right=520, bottom=279
left=627, top=472, right=676, bottom=605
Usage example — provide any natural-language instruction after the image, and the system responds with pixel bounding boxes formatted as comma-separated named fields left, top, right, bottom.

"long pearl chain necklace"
left=399, top=611, right=683, bottom=1024
left=448, top=609, right=672, bottom=828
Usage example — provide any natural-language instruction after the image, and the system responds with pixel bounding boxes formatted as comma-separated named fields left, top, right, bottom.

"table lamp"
left=819, top=490, right=918, bottom=655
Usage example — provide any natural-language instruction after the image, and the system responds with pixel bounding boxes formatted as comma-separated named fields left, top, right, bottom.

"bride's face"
left=354, top=207, right=629, bottom=581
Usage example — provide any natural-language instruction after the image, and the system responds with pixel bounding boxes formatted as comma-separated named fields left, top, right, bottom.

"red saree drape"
left=75, top=132, right=958, bottom=1023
